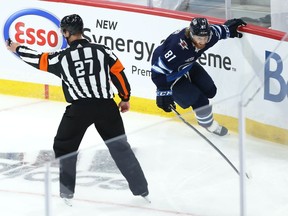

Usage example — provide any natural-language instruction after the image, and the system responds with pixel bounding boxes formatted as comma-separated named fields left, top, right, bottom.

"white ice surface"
left=0, top=94, right=288, bottom=216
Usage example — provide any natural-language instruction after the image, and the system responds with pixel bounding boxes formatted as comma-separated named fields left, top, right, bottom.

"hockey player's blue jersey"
left=151, top=24, right=230, bottom=90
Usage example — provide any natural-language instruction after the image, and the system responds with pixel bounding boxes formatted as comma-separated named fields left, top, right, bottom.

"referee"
left=7, top=14, right=149, bottom=205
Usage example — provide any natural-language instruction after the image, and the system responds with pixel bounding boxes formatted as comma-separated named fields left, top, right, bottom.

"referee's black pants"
left=53, top=98, right=148, bottom=197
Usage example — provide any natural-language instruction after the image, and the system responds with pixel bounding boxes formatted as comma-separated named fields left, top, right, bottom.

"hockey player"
left=151, top=17, right=246, bottom=136
left=6, top=14, right=149, bottom=205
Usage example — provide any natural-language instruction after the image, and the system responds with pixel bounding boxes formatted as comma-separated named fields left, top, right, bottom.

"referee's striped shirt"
left=16, top=39, right=130, bottom=103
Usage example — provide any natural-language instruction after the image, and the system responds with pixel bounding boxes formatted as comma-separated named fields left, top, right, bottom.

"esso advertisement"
left=3, top=9, right=67, bottom=52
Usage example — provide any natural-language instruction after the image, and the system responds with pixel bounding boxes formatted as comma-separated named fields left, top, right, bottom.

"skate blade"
left=142, top=196, right=151, bottom=203
left=63, top=198, right=72, bottom=207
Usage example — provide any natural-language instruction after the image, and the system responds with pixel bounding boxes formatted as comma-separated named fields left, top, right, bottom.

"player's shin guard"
left=195, top=105, right=213, bottom=127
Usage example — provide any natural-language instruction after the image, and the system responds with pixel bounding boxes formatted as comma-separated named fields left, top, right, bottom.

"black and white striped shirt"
left=16, top=39, right=130, bottom=103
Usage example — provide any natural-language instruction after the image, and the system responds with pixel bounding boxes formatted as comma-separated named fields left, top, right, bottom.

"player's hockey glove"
left=156, top=90, right=176, bottom=112
left=224, top=18, right=247, bottom=38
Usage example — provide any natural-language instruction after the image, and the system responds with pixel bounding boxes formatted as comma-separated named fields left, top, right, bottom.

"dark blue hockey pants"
left=172, top=62, right=217, bottom=119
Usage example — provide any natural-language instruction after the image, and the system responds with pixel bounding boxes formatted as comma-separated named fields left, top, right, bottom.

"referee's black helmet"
left=60, top=14, right=83, bottom=35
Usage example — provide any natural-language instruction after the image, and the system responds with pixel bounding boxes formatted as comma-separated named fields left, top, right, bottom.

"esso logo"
left=3, top=9, right=67, bottom=52
left=14, top=21, right=59, bottom=47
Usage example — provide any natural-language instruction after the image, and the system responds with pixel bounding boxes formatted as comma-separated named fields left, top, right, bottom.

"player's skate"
left=206, top=120, right=228, bottom=136
left=60, top=193, right=73, bottom=207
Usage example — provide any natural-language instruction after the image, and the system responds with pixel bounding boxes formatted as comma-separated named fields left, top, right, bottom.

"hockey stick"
left=170, top=105, right=249, bottom=179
